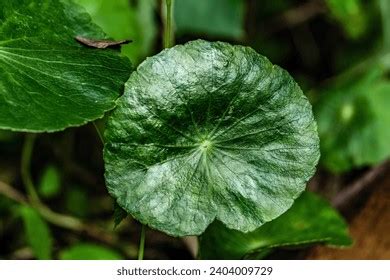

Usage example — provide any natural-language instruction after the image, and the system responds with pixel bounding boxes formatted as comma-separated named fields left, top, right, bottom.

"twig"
left=332, top=161, right=389, bottom=208
left=0, top=181, right=27, bottom=204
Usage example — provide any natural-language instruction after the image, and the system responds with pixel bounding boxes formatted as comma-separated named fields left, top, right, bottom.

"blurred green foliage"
left=60, top=243, right=122, bottom=260
left=325, top=0, right=368, bottom=39
left=65, top=186, right=89, bottom=218
left=174, top=0, right=244, bottom=39
left=380, top=0, right=390, bottom=51
left=38, top=165, right=61, bottom=199
left=20, top=206, right=53, bottom=260
left=315, top=66, right=390, bottom=172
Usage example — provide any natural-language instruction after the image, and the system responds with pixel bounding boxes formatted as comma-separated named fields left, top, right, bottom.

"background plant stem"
left=21, top=134, right=41, bottom=204
left=164, top=0, right=174, bottom=48
left=138, top=224, right=146, bottom=260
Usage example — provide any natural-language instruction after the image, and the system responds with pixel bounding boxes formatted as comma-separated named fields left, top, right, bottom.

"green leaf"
left=59, top=243, right=122, bottom=260
left=325, top=0, right=367, bottom=39
left=104, top=40, right=320, bottom=237
left=0, top=0, right=131, bottom=132
left=20, top=206, right=53, bottom=260
left=174, top=0, right=245, bottom=39
left=74, top=0, right=157, bottom=64
left=315, top=67, right=390, bottom=172
left=113, top=201, right=128, bottom=229
left=198, top=191, right=352, bottom=260
left=38, top=165, right=61, bottom=199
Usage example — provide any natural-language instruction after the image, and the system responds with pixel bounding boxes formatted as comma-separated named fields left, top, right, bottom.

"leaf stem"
left=21, top=134, right=41, bottom=204
left=164, top=0, right=174, bottom=48
left=138, top=224, right=146, bottom=260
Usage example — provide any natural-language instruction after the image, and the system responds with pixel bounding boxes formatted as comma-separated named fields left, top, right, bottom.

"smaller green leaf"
left=198, top=191, right=352, bottom=260
left=174, top=0, right=245, bottom=39
left=20, top=206, right=53, bottom=260
left=59, top=243, right=122, bottom=260
left=38, top=165, right=61, bottom=199
left=113, top=202, right=128, bottom=229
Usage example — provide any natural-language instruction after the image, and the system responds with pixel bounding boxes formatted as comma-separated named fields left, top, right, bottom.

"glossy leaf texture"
left=198, top=192, right=352, bottom=260
left=315, top=67, right=390, bottom=172
left=104, top=40, right=320, bottom=237
left=0, top=0, right=131, bottom=132
left=20, top=206, right=53, bottom=260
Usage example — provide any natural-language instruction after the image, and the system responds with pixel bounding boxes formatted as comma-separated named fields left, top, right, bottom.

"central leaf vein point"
left=199, top=139, right=213, bottom=152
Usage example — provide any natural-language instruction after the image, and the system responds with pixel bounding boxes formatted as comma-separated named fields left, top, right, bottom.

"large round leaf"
left=0, top=0, right=131, bottom=132
left=104, top=40, right=320, bottom=237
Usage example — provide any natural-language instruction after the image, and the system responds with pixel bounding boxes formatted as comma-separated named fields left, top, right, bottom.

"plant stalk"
left=21, top=134, right=41, bottom=204
left=164, top=0, right=174, bottom=48
left=138, top=224, right=146, bottom=260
